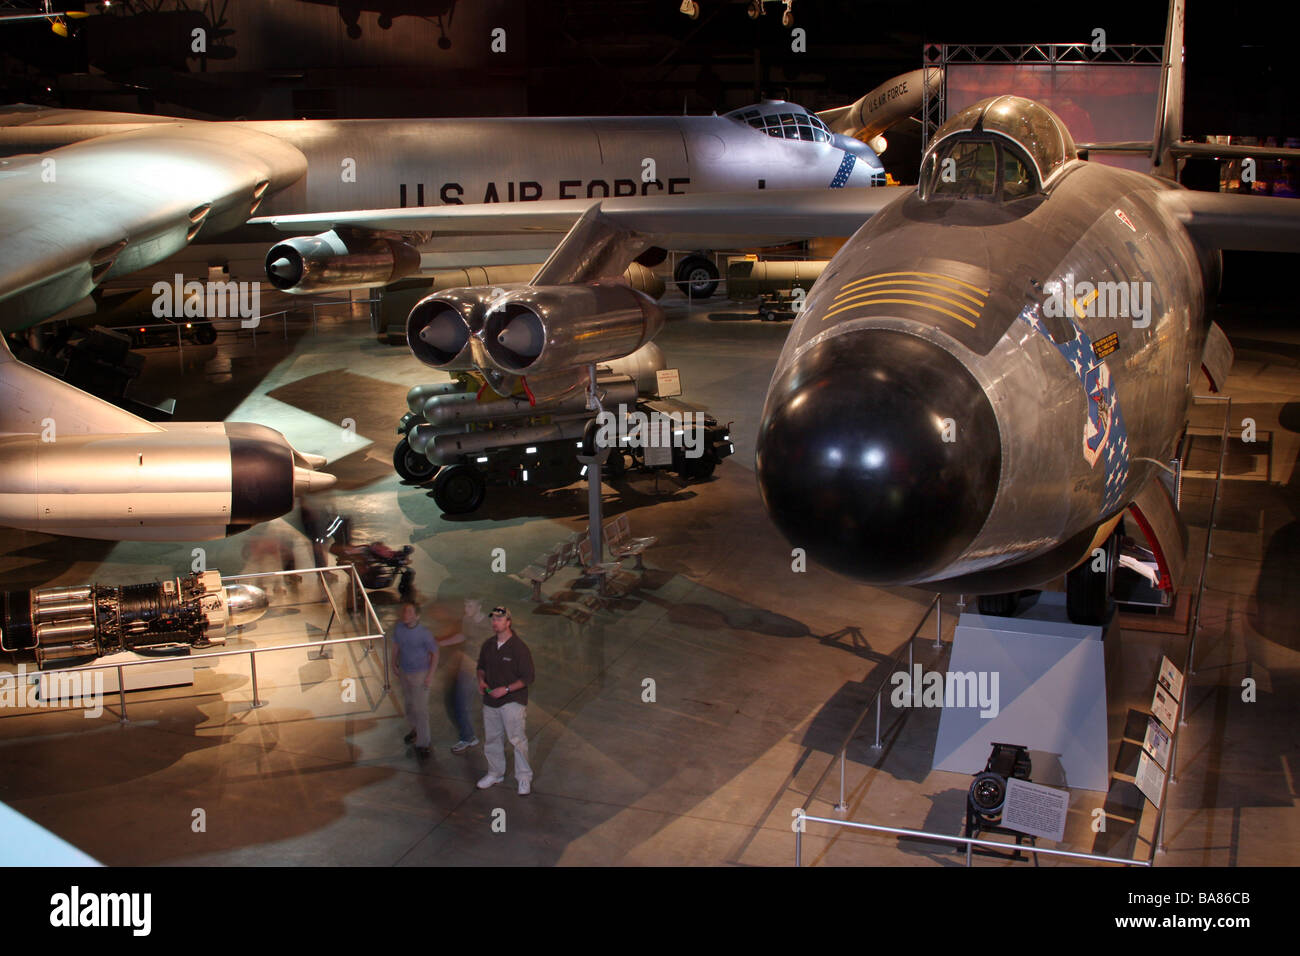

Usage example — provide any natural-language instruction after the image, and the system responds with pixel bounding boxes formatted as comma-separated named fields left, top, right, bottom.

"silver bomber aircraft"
left=0, top=76, right=923, bottom=541
left=254, top=0, right=1300, bottom=624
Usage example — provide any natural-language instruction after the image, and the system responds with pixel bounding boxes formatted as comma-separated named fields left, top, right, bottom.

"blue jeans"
left=445, top=668, right=476, bottom=741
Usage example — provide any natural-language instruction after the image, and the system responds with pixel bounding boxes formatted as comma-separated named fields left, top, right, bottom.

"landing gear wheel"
left=432, top=464, right=486, bottom=514
left=378, top=14, right=393, bottom=29
left=603, top=450, right=627, bottom=480
left=674, top=255, right=719, bottom=299
left=681, top=455, right=716, bottom=481
left=193, top=321, right=217, bottom=345
left=393, top=438, right=437, bottom=483
left=977, top=592, right=1020, bottom=617
left=1066, top=533, right=1117, bottom=626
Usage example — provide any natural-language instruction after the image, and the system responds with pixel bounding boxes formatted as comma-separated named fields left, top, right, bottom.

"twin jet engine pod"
left=482, top=281, right=665, bottom=375
left=265, top=229, right=421, bottom=295
left=0, top=571, right=269, bottom=668
left=406, top=285, right=520, bottom=370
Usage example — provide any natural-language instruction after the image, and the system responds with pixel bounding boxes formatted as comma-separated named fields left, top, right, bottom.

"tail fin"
left=1150, top=0, right=1185, bottom=180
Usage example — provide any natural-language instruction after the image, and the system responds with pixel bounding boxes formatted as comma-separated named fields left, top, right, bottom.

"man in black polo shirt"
left=476, top=605, right=535, bottom=795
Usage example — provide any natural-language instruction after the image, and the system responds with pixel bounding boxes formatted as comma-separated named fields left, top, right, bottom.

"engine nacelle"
left=0, top=423, right=332, bottom=540
left=406, top=285, right=525, bottom=370
left=265, top=230, right=421, bottom=294
left=482, top=280, right=664, bottom=375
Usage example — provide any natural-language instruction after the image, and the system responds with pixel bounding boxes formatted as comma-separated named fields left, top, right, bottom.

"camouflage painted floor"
left=0, top=294, right=1294, bottom=866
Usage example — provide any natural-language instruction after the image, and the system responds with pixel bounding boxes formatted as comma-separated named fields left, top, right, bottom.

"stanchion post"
left=250, top=652, right=263, bottom=708
left=117, top=665, right=127, bottom=723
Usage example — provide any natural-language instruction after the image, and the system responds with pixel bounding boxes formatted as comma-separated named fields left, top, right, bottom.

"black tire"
left=977, top=592, right=1020, bottom=617
left=378, top=14, right=393, bottom=29
left=1066, top=536, right=1115, bottom=626
left=432, top=464, right=486, bottom=514
left=681, top=454, right=716, bottom=481
left=193, top=321, right=217, bottom=345
left=674, top=255, right=719, bottom=299
left=764, top=310, right=779, bottom=322
left=393, top=438, right=438, bottom=483
left=603, top=450, right=627, bottom=480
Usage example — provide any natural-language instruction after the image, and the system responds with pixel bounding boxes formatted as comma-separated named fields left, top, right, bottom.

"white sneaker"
left=476, top=774, right=504, bottom=789
left=451, top=737, right=480, bottom=755
left=517, top=779, right=532, bottom=796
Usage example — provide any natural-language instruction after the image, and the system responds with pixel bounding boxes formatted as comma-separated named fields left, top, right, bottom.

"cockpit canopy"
left=918, top=96, right=1077, bottom=202
left=726, top=100, right=834, bottom=144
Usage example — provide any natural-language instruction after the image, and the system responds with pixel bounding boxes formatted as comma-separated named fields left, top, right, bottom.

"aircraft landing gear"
left=1066, top=530, right=1118, bottom=626
left=674, top=255, right=720, bottom=299
left=432, top=464, right=486, bottom=515
left=393, top=438, right=438, bottom=484
left=977, top=592, right=1021, bottom=617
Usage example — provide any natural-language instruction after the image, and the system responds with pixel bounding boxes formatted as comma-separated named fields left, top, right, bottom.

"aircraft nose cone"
left=756, top=329, right=1001, bottom=584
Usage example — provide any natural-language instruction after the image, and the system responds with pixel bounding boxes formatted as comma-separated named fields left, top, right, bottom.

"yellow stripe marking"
left=839, top=270, right=988, bottom=297
left=833, top=277, right=986, bottom=308
left=830, top=286, right=982, bottom=318
left=1072, top=288, right=1099, bottom=321
left=822, top=296, right=977, bottom=327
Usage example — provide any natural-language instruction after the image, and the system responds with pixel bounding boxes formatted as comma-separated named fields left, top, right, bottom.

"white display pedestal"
left=35, top=651, right=195, bottom=699
left=932, top=592, right=1109, bottom=792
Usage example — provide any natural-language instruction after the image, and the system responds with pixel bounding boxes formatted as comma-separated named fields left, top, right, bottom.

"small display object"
left=1157, top=655, right=1184, bottom=701
left=1151, top=684, right=1178, bottom=732
left=1142, top=715, right=1172, bottom=770
left=1135, top=751, right=1167, bottom=808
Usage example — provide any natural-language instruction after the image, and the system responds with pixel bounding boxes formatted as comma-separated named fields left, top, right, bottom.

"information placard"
left=1002, top=777, right=1069, bottom=842
left=1135, top=752, right=1166, bottom=807
left=1142, top=716, right=1172, bottom=770
left=1158, top=655, right=1184, bottom=701
left=1151, top=685, right=1178, bottom=732
left=655, top=368, right=682, bottom=398
left=644, top=442, right=673, bottom=467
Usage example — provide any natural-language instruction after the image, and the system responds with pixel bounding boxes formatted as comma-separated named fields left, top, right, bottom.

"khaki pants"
left=399, top=671, right=431, bottom=748
left=483, top=701, right=531, bottom=783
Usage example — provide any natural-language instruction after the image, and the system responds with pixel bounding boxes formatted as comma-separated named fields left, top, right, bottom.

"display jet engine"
left=0, top=570, right=268, bottom=668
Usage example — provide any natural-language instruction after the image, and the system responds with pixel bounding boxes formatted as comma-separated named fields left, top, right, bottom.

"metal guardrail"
left=3, top=564, right=390, bottom=724
left=1151, top=393, right=1232, bottom=858
left=802, top=594, right=945, bottom=815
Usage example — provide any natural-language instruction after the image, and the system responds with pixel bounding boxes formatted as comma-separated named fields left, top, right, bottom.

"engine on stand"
left=0, top=571, right=269, bottom=669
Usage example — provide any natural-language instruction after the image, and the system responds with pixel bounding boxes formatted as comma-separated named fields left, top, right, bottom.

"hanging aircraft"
left=253, top=0, right=1300, bottom=623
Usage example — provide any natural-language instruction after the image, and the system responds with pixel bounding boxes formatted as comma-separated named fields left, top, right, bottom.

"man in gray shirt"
left=392, top=602, right=438, bottom=759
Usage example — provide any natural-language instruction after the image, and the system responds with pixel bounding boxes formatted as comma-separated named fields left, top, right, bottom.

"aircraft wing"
left=0, top=122, right=305, bottom=330
left=251, top=185, right=908, bottom=257
left=1158, top=190, right=1300, bottom=253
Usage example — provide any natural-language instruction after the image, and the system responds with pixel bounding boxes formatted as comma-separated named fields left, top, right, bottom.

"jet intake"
left=481, top=281, right=664, bottom=375
left=265, top=229, right=421, bottom=294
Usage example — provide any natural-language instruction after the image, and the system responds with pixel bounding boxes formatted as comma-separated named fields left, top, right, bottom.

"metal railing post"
left=837, top=750, right=847, bottom=812
left=795, top=822, right=802, bottom=867
left=872, top=694, right=882, bottom=749
left=249, top=652, right=263, bottom=707
left=933, top=596, right=943, bottom=648
left=117, top=665, right=127, bottom=723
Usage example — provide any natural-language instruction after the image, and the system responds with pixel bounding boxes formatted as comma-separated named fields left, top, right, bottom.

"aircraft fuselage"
left=756, top=159, right=1220, bottom=593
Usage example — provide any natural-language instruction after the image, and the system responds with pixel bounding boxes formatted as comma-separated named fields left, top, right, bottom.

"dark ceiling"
left=0, top=1, right=1292, bottom=139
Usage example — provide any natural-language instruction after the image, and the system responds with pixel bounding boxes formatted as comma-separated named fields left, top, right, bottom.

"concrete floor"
left=0, top=292, right=1295, bottom=867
